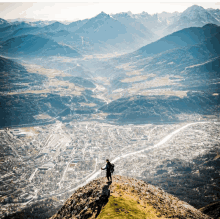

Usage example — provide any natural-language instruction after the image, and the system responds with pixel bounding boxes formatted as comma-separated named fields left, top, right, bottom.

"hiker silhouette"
left=101, top=159, right=113, bottom=182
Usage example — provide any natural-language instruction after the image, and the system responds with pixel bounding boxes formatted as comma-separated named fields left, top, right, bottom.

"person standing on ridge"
left=101, top=159, right=112, bottom=182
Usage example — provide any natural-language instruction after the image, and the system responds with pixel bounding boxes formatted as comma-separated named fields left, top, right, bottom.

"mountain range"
left=93, top=23, right=220, bottom=123
left=0, top=22, right=219, bottom=126
left=0, top=4, right=219, bottom=125
left=1, top=5, right=220, bottom=55
left=110, top=5, right=220, bottom=37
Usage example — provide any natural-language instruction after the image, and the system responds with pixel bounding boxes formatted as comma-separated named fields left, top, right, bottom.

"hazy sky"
left=0, top=1, right=220, bottom=21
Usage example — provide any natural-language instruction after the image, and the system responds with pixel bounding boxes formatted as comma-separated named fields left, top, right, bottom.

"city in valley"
left=0, top=117, right=219, bottom=217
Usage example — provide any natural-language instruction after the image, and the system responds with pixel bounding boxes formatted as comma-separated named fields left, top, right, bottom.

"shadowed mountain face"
left=120, top=24, right=220, bottom=59
left=0, top=21, right=33, bottom=40
left=100, top=93, right=220, bottom=124
left=0, top=56, right=43, bottom=92
left=0, top=34, right=80, bottom=57
left=0, top=56, right=105, bottom=128
left=3, top=27, right=40, bottom=40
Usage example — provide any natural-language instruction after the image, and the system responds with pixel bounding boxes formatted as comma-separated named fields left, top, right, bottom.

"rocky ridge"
left=50, top=175, right=211, bottom=219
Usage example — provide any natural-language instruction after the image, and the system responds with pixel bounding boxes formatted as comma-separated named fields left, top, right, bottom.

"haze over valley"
left=0, top=4, right=220, bottom=218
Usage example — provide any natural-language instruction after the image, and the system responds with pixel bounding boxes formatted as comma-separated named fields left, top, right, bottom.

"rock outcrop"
left=50, top=175, right=212, bottom=219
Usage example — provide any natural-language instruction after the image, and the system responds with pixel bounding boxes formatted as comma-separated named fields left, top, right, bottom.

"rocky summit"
left=50, top=175, right=211, bottom=219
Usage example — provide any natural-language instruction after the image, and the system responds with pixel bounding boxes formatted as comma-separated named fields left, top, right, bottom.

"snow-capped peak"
left=180, top=4, right=218, bottom=24
left=95, top=11, right=110, bottom=19
left=181, top=5, right=207, bottom=17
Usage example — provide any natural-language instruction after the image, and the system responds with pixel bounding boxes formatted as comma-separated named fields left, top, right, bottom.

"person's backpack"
left=110, top=163, right=114, bottom=174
